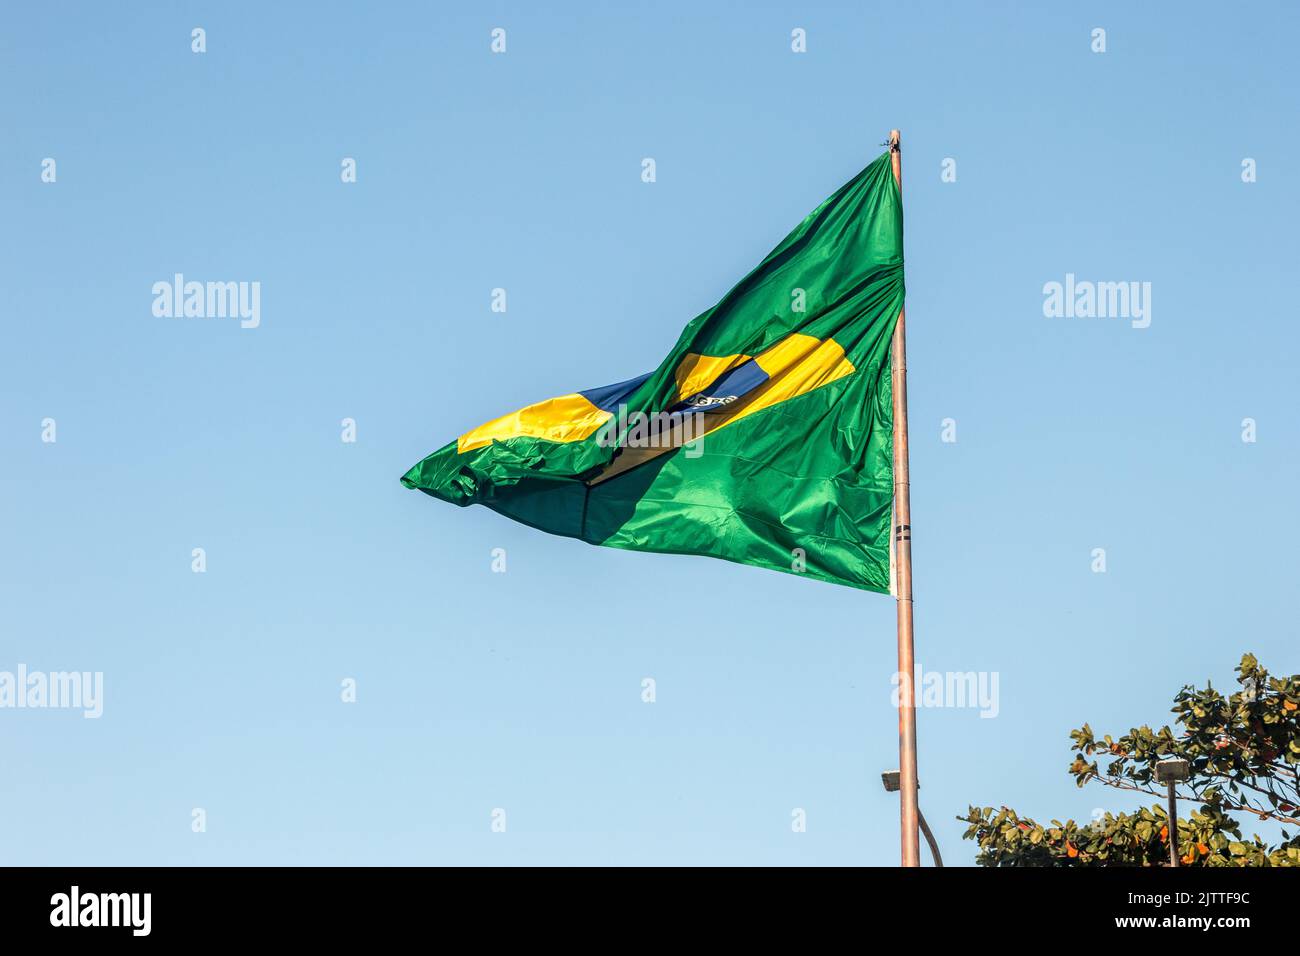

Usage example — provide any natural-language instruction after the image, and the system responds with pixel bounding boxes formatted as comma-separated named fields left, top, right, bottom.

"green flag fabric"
left=402, top=151, right=905, bottom=591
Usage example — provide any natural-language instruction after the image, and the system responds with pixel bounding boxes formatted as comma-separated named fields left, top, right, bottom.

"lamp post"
left=882, top=770, right=943, bottom=867
left=1154, top=758, right=1190, bottom=867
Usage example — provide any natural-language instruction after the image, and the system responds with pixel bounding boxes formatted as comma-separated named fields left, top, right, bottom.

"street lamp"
left=882, top=770, right=943, bottom=867
left=1155, top=757, right=1190, bottom=867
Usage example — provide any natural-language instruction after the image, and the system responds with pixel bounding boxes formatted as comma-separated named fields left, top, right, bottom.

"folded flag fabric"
left=402, top=151, right=904, bottom=591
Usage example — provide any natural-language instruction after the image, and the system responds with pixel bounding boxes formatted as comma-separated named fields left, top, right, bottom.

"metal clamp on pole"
left=882, top=770, right=942, bottom=867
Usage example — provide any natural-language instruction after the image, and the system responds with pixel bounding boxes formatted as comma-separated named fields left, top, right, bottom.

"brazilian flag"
left=402, top=151, right=904, bottom=591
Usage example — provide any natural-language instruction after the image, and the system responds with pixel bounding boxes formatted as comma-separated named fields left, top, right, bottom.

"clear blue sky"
left=2, top=1, right=1296, bottom=865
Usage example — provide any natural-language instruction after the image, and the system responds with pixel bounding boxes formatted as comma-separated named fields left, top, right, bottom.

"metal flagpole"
left=888, top=129, right=920, bottom=867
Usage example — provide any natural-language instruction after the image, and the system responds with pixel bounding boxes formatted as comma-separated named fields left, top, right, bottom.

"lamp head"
left=1155, top=758, right=1191, bottom=784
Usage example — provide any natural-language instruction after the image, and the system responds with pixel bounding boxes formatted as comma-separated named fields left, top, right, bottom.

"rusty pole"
left=888, top=129, right=920, bottom=868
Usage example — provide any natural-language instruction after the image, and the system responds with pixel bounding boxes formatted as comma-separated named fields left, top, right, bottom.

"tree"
left=961, top=654, right=1300, bottom=866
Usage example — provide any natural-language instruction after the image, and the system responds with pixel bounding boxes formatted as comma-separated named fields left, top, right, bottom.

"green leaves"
left=963, top=655, right=1300, bottom=866
left=1239, top=653, right=1260, bottom=680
